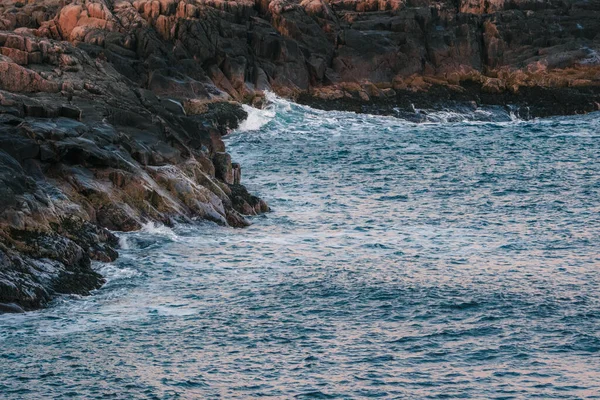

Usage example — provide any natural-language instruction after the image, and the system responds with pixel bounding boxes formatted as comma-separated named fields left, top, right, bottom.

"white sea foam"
left=580, top=47, right=600, bottom=65
left=415, top=106, right=521, bottom=124
left=98, top=263, right=141, bottom=283
left=140, top=221, right=179, bottom=240
left=236, top=91, right=297, bottom=132
left=237, top=104, right=276, bottom=131
left=508, top=110, right=520, bottom=121
left=118, top=235, right=130, bottom=250
left=265, top=90, right=293, bottom=111
left=235, top=90, right=525, bottom=138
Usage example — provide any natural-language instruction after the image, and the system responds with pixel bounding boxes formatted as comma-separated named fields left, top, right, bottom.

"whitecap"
left=97, top=263, right=141, bottom=283
left=118, top=235, right=130, bottom=250
left=140, top=221, right=179, bottom=240
left=237, top=104, right=276, bottom=131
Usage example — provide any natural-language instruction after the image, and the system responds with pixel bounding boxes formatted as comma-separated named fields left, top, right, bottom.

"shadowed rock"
left=0, top=303, right=25, bottom=314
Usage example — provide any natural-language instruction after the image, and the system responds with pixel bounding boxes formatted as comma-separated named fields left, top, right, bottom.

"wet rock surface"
left=0, top=81, right=258, bottom=310
left=0, top=0, right=598, bottom=310
left=0, top=80, right=260, bottom=310
left=299, top=83, right=600, bottom=119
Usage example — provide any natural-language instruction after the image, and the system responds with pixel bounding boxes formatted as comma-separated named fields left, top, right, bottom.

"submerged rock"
left=0, top=303, right=25, bottom=314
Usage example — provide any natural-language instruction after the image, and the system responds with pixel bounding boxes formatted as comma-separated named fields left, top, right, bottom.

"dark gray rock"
left=0, top=302, right=25, bottom=313
left=213, top=152, right=234, bottom=185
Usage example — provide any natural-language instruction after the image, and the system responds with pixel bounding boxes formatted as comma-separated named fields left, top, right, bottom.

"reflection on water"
left=1, top=98, right=600, bottom=398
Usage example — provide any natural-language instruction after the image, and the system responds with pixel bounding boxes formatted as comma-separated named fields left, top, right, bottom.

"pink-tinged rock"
left=460, top=0, right=506, bottom=14
left=208, top=65, right=241, bottom=100
left=185, top=4, right=198, bottom=18
left=1, top=47, right=28, bottom=65
left=0, top=61, right=60, bottom=92
left=482, top=77, right=506, bottom=93
left=159, top=0, right=178, bottom=15
left=5, top=35, right=25, bottom=51
left=143, top=0, right=160, bottom=19
left=77, top=16, right=109, bottom=30
left=24, top=38, right=39, bottom=53
left=213, top=152, right=234, bottom=185
left=155, top=15, right=171, bottom=38
left=57, top=4, right=82, bottom=39
left=87, top=3, right=108, bottom=20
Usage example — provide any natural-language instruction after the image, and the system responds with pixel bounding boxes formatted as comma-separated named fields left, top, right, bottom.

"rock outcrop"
left=2, top=0, right=598, bottom=113
left=0, top=0, right=598, bottom=311
left=0, top=1, right=273, bottom=311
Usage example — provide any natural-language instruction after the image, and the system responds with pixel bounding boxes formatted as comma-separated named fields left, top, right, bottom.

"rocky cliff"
left=0, top=0, right=599, bottom=311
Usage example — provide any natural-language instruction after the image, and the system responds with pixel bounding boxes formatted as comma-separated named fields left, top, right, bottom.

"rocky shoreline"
left=1, top=0, right=599, bottom=312
left=0, top=67, right=269, bottom=313
left=299, top=83, right=600, bottom=120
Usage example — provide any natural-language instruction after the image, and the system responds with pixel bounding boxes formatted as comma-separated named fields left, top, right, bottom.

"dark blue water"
left=2, top=97, right=600, bottom=399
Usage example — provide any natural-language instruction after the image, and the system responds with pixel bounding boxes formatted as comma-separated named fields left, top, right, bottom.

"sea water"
left=1, top=96, right=599, bottom=398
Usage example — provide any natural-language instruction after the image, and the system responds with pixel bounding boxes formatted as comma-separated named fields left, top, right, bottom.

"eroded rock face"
left=1, top=0, right=598, bottom=106
left=0, top=75, right=260, bottom=310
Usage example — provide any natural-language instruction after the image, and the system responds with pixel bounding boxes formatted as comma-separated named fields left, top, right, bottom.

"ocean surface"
left=2, top=96, right=600, bottom=399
